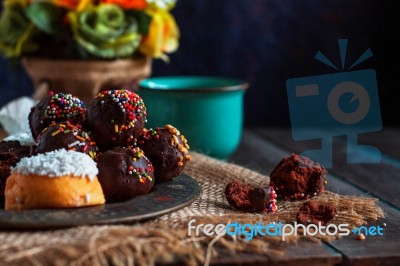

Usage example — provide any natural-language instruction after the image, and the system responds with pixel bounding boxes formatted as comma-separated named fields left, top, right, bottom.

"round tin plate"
left=0, top=174, right=200, bottom=230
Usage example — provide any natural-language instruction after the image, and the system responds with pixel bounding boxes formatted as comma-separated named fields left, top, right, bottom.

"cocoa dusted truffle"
left=137, top=125, right=190, bottom=183
left=296, top=201, right=336, bottom=225
left=33, top=122, right=98, bottom=159
left=270, top=154, right=327, bottom=200
left=28, top=92, right=87, bottom=140
left=225, top=180, right=277, bottom=213
left=96, top=147, right=154, bottom=203
left=0, top=141, right=31, bottom=200
left=87, top=89, right=147, bottom=151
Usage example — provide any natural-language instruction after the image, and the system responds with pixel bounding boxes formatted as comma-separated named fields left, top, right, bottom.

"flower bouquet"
left=0, top=0, right=180, bottom=102
left=0, top=0, right=179, bottom=60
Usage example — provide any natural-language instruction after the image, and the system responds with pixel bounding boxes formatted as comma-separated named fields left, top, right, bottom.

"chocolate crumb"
left=225, top=181, right=253, bottom=210
left=296, top=201, right=336, bottom=225
left=225, top=180, right=277, bottom=213
left=270, top=154, right=327, bottom=200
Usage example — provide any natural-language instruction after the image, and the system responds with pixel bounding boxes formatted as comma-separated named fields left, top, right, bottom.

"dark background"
left=1, top=0, right=399, bottom=127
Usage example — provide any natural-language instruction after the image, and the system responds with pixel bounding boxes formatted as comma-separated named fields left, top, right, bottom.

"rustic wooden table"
left=221, top=127, right=400, bottom=266
left=1, top=127, right=399, bottom=265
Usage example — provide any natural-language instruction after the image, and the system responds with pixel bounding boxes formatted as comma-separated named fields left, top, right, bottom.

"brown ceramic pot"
left=22, top=56, right=152, bottom=104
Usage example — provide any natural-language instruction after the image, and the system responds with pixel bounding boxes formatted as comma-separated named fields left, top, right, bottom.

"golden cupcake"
left=5, top=149, right=105, bottom=210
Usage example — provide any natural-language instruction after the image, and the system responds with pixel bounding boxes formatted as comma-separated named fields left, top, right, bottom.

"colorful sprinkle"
left=51, top=130, right=61, bottom=136
left=124, top=147, right=154, bottom=184
left=68, top=141, right=80, bottom=148
left=75, top=136, right=86, bottom=142
left=37, top=122, right=98, bottom=159
left=42, top=92, right=86, bottom=124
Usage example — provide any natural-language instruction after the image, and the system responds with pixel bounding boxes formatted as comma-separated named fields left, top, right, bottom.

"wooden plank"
left=211, top=251, right=270, bottom=266
left=329, top=206, right=400, bottom=266
left=318, top=181, right=400, bottom=266
left=229, top=130, right=289, bottom=175
left=255, top=128, right=400, bottom=208
left=227, top=129, right=400, bottom=265
left=316, top=170, right=400, bottom=265
left=266, top=240, right=342, bottom=266
left=213, top=241, right=342, bottom=266
left=358, top=129, right=400, bottom=160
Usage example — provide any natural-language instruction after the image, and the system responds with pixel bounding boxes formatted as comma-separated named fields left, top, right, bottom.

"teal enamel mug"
left=138, top=76, right=248, bottom=159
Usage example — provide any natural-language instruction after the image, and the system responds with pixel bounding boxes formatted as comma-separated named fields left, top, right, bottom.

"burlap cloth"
left=0, top=152, right=384, bottom=266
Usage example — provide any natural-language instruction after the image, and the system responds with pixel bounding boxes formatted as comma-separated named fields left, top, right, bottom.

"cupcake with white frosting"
left=5, top=149, right=105, bottom=210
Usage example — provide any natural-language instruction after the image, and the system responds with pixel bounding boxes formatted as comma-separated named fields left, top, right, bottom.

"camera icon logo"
left=327, top=81, right=370, bottom=125
left=286, top=39, right=382, bottom=167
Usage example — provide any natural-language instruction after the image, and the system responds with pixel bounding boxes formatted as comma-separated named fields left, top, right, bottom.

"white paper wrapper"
left=4, top=132, right=36, bottom=145
left=0, top=96, right=36, bottom=135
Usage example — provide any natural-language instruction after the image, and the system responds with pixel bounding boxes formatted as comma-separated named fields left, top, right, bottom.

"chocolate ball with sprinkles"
left=137, top=125, right=191, bottom=183
left=28, top=92, right=87, bottom=140
left=87, top=89, right=147, bottom=150
left=96, top=147, right=154, bottom=203
left=33, top=122, right=98, bottom=160
left=270, top=154, right=327, bottom=200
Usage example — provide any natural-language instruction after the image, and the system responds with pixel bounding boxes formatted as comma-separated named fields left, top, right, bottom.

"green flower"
left=69, top=4, right=141, bottom=58
left=0, top=1, right=37, bottom=57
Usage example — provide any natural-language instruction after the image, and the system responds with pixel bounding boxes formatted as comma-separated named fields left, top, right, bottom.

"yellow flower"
left=139, top=7, right=179, bottom=61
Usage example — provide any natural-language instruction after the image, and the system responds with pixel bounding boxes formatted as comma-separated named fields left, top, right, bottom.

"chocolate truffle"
left=96, top=147, right=154, bottom=203
left=0, top=141, right=31, bottom=200
left=270, top=154, right=327, bottom=200
left=225, top=180, right=277, bottom=213
left=28, top=92, right=87, bottom=140
left=33, top=122, right=98, bottom=159
left=296, top=201, right=336, bottom=225
left=137, top=125, right=190, bottom=183
left=87, top=89, right=147, bottom=150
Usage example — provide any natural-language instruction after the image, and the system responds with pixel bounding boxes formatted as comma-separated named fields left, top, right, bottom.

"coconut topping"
left=12, top=149, right=98, bottom=180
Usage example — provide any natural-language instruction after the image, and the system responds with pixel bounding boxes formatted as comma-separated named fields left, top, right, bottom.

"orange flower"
left=53, top=0, right=80, bottom=9
left=52, top=0, right=92, bottom=10
left=100, top=0, right=147, bottom=10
